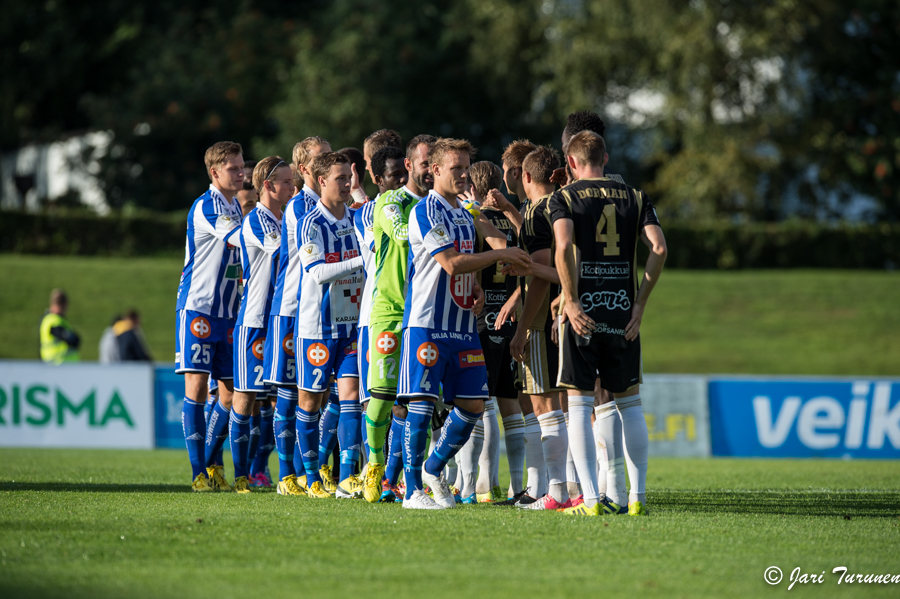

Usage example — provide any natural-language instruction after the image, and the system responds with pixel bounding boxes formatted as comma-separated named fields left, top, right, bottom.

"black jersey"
left=548, top=177, right=660, bottom=325
left=476, top=208, right=519, bottom=336
left=519, top=194, right=561, bottom=332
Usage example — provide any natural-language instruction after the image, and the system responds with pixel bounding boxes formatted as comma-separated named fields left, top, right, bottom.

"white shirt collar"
left=255, top=202, right=281, bottom=226
left=315, top=199, right=349, bottom=225
left=429, top=190, right=456, bottom=211
left=302, top=185, right=320, bottom=202
left=402, top=185, right=424, bottom=200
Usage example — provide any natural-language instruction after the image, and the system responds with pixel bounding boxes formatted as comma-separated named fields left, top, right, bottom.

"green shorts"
left=368, top=319, right=403, bottom=397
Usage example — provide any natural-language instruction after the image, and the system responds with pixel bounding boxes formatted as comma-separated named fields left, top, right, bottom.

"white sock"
left=567, top=396, right=600, bottom=507
left=616, top=394, right=648, bottom=503
left=522, top=412, right=547, bottom=498
left=595, top=403, right=627, bottom=505
left=457, top=422, right=483, bottom=498
left=502, top=413, right=526, bottom=495
left=564, top=411, right=581, bottom=497
left=538, top=410, right=569, bottom=503
left=445, top=456, right=458, bottom=487
left=476, top=400, right=500, bottom=494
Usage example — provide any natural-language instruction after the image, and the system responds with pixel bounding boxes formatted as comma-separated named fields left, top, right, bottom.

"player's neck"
left=407, top=180, right=427, bottom=198
left=512, top=181, right=527, bottom=202
left=258, top=195, right=280, bottom=217
left=211, top=182, right=236, bottom=203
left=321, top=196, right=346, bottom=220
left=574, top=165, right=605, bottom=180
left=435, top=186, right=459, bottom=208
left=302, top=177, right=318, bottom=195
left=526, top=184, right=555, bottom=202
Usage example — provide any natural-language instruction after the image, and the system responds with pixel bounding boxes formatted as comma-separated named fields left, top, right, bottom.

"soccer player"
left=295, top=151, right=366, bottom=499
left=458, top=161, right=521, bottom=503
left=176, top=141, right=244, bottom=492
left=396, top=138, right=531, bottom=510
left=551, top=130, right=667, bottom=516
left=230, top=156, right=294, bottom=492
left=338, top=146, right=369, bottom=207
left=354, top=145, right=409, bottom=480
left=360, top=134, right=436, bottom=503
left=362, top=128, right=402, bottom=185
left=264, top=136, right=331, bottom=496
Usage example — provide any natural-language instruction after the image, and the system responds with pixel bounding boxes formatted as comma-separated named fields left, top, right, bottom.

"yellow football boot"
left=296, top=474, right=309, bottom=493
left=319, top=465, right=338, bottom=494
left=207, top=465, right=232, bottom=492
left=232, top=476, right=251, bottom=494
left=191, top=472, right=214, bottom=492
left=562, top=502, right=601, bottom=516
left=363, top=463, right=386, bottom=503
left=276, top=475, right=305, bottom=496
left=336, top=474, right=365, bottom=499
left=628, top=501, right=648, bottom=516
left=307, top=480, right=332, bottom=498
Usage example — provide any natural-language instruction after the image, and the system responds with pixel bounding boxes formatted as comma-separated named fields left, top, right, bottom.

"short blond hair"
left=522, top=146, right=560, bottom=185
left=430, top=138, right=476, bottom=168
left=309, top=152, right=350, bottom=184
left=565, top=130, right=606, bottom=167
left=252, top=156, right=287, bottom=194
left=469, top=161, right=502, bottom=198
left=292, top=136, right=329, bottom=169
left=204, top=141, right=243, bottom=181
left=363, top=129, right=402, bottom=158
left=501, top=139, right=536, bottom=169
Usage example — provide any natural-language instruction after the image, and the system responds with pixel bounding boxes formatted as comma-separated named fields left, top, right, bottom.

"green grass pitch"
left=1, top=449, right=898, bottom=598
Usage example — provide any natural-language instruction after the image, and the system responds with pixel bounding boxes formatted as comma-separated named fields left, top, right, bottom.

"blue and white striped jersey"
left=296, top=201, right=364, bottom=339
left=176, top=185, right=243, bottom=318
left=403, top=191, right=477, bottom=333
left=236, top=203, right=282, bottom=329
left=354, top=197, right=377, bottom=328
left=270, top=185, right=319, bottom=318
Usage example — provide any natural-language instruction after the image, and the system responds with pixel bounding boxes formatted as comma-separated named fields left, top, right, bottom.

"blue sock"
left=251, top=406, right=275, bottom=477
left=338, top=400, right=362, bottom=477
left=403, top=401, right=434, bottom=499
left=206, top=397, right=224, bottom=467
left=182, top=397, right=206, bottom=478
left=248, top=412, right=261, bottom=467
left=318, top=398, right=340, bottom=468
left=293, top=434, right=306, bottom=478
left=230, top=410, right=251, bottom=479
left=386, top=414, right=405, bottom=485
left=425, top=406, right=482, bottom=478
left=297, top=408, right=322, bottom=484
left=274, top=389, right=297, bottom=481
left=204, top=401, right=230, bottom=469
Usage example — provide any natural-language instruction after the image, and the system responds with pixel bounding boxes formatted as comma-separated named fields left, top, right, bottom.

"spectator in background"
left=115, top=310, right=153, bottom=362
left=99, top=314, right=122, bottom=363
left=40, top=289, right=80, bottom=363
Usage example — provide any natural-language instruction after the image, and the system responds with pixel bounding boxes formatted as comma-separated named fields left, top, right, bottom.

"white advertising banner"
left=0, top=361, right=154, bottom=449
left=641, top=374, right=711, bottom=457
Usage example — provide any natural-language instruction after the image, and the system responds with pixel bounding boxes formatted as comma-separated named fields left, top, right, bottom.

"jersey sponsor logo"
left=376, top=331, right=399, bottom=354
left=417, top=342, right=440, bottom=367
left=190, top=316, right=212, bottom=339
left=325, top=252, right=341, bottom=263
left=227, top=328, right=234, bottom=344
left=590, top=322, right=627, bottom=336
left=450, top=273, right=475, bottom=309
left=307, top=343, right=329, bottom=366
left=343, top=286, right=362, bottom=308
left=335, top=228, right=354, bottom=237
left=453, top=239, right=474, bottom=253
left=452, top=217, right=469, bottom=226
left=252, top=337, right=266, bottom=360
left=485, top=290, right=508, bottom=304
left=282, top=334, right=295, bottom=357
left=458, top=349, right=485, bottom=368
left=580, top=289, right=631, bottom=312
left=581, top=262, right=630, bottom=279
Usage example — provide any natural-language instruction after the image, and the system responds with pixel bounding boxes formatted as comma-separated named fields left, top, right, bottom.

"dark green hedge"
left=2, top=210, right=899, bottom=268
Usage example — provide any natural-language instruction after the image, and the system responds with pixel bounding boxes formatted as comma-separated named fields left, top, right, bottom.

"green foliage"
left=1, top=450, right=898, bottom=599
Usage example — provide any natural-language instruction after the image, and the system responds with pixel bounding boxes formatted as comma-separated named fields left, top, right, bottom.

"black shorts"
left=557, top=322, right=642, bottom=394
left=479, top=332, right=519, bottom=399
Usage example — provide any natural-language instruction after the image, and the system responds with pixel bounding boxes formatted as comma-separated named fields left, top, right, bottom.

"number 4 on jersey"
left=595, top=204, right=620, bottom=256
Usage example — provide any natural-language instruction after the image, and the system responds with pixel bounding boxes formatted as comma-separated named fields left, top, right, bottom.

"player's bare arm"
left=432, top=245, right=530, bottom=276
left=624, top=224, right=667, bottom=342
left=509, top=247, right=552, bottom=363
left=495, top=286, right=521, bottom=328
left=553, top=218, right=594, bottom=336
left=481, top=189, right=523, bottom=232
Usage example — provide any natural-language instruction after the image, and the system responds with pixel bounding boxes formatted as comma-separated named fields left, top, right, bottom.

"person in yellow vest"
left=40, top=289, right=80, bottom=363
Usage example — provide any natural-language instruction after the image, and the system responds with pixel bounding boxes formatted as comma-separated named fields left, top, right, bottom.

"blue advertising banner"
left=710, top=379, right=900, bottom=458
left=154, top=366, right=186, bottom=449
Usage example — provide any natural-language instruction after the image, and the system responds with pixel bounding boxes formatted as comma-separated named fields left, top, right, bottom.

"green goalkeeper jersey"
left=369, top=185, right=425, bottom=321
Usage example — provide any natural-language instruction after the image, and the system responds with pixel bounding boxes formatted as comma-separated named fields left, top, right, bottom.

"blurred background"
left=0, top=0, right=897, bottom=456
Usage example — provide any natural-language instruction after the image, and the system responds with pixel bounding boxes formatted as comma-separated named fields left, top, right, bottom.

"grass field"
left=2, top=254, right=898, bottom=374
left=1, top=449, right=898, bottom=598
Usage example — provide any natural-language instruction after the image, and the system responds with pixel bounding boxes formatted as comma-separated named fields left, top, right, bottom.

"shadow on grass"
left=650, top=489, right=900, bottom=518
left=0, top=481, right=190, bottom=493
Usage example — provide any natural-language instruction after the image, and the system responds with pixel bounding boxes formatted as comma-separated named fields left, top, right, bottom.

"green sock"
left=365, top=397, right=394, bottom=464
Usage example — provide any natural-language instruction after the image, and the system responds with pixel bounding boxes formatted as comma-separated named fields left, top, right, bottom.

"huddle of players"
left=175, top=111, right=668, bottom=516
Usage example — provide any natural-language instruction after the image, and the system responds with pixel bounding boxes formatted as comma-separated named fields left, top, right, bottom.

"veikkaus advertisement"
left=0, top=361, right=154, bottom=449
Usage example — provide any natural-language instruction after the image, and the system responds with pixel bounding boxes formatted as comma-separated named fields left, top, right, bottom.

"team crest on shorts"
left=417, top=342, right=439, bottom=367
left=252, top=338, right=266, bottom=360
left=190, top=316, right=212, bottom=339
left=307, top=343, right=329, bottom=366
left=375, top=332, right=398, bottom=354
